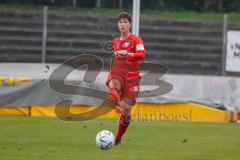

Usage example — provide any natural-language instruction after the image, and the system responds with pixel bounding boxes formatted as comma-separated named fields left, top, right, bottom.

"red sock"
left=116, top=114, right=131, bottom=142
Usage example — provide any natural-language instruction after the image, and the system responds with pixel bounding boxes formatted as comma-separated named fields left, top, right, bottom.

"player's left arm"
left=127, top=36, right=146, bottom=60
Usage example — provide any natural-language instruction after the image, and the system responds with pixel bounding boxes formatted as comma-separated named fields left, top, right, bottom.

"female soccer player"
left=106, top=12, right=147, bottom=145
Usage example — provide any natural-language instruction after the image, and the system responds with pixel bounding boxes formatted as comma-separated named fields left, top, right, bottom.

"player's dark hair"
left=117, top=12, right=132, bottom=23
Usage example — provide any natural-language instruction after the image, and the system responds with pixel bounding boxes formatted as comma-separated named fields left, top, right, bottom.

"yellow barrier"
left=0, top=103, right=238, bottom=123
left=0, top=107, right=30, bottom=116
left=132, top=103, right=233, bottom=123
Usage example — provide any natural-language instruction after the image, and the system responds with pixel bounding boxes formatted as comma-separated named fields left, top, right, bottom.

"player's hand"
left=115, top=50, right=128, bottom=58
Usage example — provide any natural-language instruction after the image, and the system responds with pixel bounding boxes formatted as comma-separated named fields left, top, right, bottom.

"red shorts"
left=106, top=71, right=140, bottom=104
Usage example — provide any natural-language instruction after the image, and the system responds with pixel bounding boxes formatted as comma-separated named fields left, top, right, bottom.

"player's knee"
left=120, top=99, right=132, bottom=115
left=122, top=107, right=131, bottom=115
left=123, top=97, right=134, bottom=106
left=109, top=79, right=121, bottom=90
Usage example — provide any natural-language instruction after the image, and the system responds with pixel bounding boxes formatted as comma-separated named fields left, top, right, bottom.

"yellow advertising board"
left=0, top=103, right=237, bottom=123
left=29, top=103, right=237, bottom=123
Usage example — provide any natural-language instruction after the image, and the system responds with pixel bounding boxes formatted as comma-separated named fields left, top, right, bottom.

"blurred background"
left=0, top=0, right=240, bottom=73
left=0, top=0, right=240, bottom=121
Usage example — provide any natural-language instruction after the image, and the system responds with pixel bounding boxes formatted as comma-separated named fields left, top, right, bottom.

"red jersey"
left=110, top=34, right=147, bottom=76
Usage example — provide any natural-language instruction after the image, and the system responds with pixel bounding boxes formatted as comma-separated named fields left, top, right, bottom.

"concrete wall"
left=162, top=74, right=240, bottom=111
left=1, top=63, right=239, bottom=111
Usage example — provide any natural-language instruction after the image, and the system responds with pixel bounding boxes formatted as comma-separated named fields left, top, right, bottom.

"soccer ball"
left=96, top=130, right=115, bottom=150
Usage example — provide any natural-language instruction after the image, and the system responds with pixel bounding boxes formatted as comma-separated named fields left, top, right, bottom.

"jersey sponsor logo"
left=136, top=44, right=144, bottom=51
left=119, top=40, right=132, bottom=50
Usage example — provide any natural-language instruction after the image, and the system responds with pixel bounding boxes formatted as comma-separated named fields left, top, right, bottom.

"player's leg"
left=115, top=76, right=140, bottom=145
left=106, top=79, right=122, bottom=114
left=109, top=79, right=121, bottom=101
left=115, top=97, right=134, bottom=145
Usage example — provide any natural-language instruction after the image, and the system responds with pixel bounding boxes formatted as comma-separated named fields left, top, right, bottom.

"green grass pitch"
left=0, top=116, right=239, bottom=160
